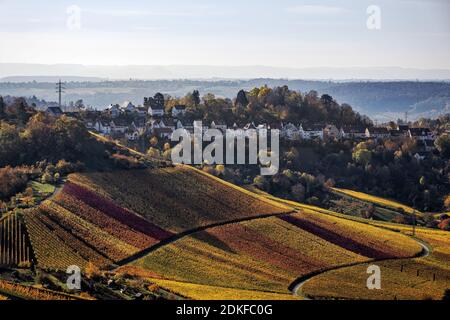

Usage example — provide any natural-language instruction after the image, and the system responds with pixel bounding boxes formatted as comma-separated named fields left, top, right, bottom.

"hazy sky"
left=0, top=0, right=449, bottom=68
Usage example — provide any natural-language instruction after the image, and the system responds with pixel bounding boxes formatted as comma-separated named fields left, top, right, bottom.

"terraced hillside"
left=22, top=166, right=290, bottom=270
left=129, top=210, right=422, bottom=300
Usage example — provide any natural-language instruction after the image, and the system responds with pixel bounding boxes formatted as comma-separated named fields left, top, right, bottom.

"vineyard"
left=301, top=223, right=450, bottom=300
left=0, top=212, right=32, bottom=267
left=130, top=211, right=421, bottom=298
left=147, top=278, right=298, bottom=300
left=280, top=210, right=421, bottom=259
left=67, top=166, right=290, bottom=233
left=331, top=187, right=420, bottom=216
left=18, top=166, right=289, bottom=271
left=0, top=280, right=86, bottom=300
left=1, top=162, right=447, bottom=300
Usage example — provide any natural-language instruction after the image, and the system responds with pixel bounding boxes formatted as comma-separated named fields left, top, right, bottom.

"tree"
left=41, top=172, right=53, bottom=184
left=74, top=99, right=84, bottom=110
left=320, top=94, right=333, bottom=105
left=352, top=148, right=372, bottom=166
left=444, top=195, right=450, bottom=211
left=153, top=93, right=165, bottom=108
left=419, top=176, right=427, bottom=186
left=443, top=289, right=450, bottom=301
left=85, top=261, right=100, bottom=279
left=291, top=184, right=306, bottom=202
left=147, top=147, right=161, bottom=158
left=11, top=98, right=31, bottom=124
left=0, top=96, right=5, bottom=119
left=435, top=135, right=450, bottom=159
left=253, top=176, right=268, bottom=190
left=192, top=90, right=201, bottom=106
left=438, top=218, right=450, bottom=231
left=149, top=136, right=159, bottom=147
left=236, top=90, right=248, bottom=107
left=0, top=122, right=22, bottom=167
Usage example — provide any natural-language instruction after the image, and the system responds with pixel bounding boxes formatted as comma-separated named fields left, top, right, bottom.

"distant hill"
left=0, top=76, right=105, bottom=83
left=1, top=63, right=450, bottom=80
left=0, top=79, right=449, bottom=120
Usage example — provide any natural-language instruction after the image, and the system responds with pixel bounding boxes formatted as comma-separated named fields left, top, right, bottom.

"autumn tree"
left=0, top=96, right=5, bottom=119
left=149, top=136, right=159, bottom=147
left=435, top=135, right=450, bottom=159
left=353, top=148, right=372, bottom=166
left=438, top=219, right=450, bottom=231
left=291, top=183, right=306, bottom=202
left=444, top=195, right=450, bottom=211
left=0, top=122, right=22, bottom=167
left=85, top=261, right=100, bottom=279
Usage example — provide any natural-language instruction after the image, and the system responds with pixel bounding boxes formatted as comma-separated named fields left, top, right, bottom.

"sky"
left=0, top=0, right=449, bottom=69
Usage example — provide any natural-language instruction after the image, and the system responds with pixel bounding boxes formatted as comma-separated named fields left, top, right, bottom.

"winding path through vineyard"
left=291, top=239, right=431, bottom=300
left=112, top=210, right=295, bottom=267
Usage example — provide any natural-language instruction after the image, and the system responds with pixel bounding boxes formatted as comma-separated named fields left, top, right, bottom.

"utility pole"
left=56, top=79, right=66, bottom=110
left=404, top=111, right=408, bottom=124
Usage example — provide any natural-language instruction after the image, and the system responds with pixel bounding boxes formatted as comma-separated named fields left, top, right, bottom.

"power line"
left=55, top=79, right=66, bottom=109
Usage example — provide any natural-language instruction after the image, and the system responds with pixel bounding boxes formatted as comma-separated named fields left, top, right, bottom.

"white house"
left=323, top=125, right=340, bottom=140
left=153, top=127, right=174, bottom=139
left=94, top=121, right=111, bottom=135
left=341, top=127, right=367, bottom=139
left=365, top=127, right=390, bottom=139
left=125, top=129, right=140, bottom=141
left=107, top=104, right=121, bottom=118
left=122, top=101, right=136, bottom=113
left=136, top=106, right=148, bottom=116
left=281, top=123, right=301, bottom=141
left=408, top=128, right=434, bottom=141
left=172, top=105, right=187, bottom=118
left=111, top=120, right=128, bottom=134
left=163, top=118, right=177, bottom=131
left=46, top=107, right=63, bottom=117
left=301, top=125, right=324, bottom=140
left=148, top=105, right=165, bottom=117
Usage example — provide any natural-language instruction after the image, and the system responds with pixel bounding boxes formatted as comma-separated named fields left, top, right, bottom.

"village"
left=44, top=92, right=440, bottom=162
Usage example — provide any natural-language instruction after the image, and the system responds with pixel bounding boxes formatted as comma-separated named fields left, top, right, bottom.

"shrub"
left=438, top=219, right=450, bottom=231
left=41, top=172, right=53, bottom=184
left=55, top=160, right=77, bottom=175
left=0, top=166, right=29, bottom=200
left=148, top=284, right=160, bottom=293
left=85, top=261, right=101, bottom=279
left=443, top=289, right=450, bottom=301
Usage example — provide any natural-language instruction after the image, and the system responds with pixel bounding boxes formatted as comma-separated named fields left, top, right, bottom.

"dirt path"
left=111, top=210, right=295, bottom=268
